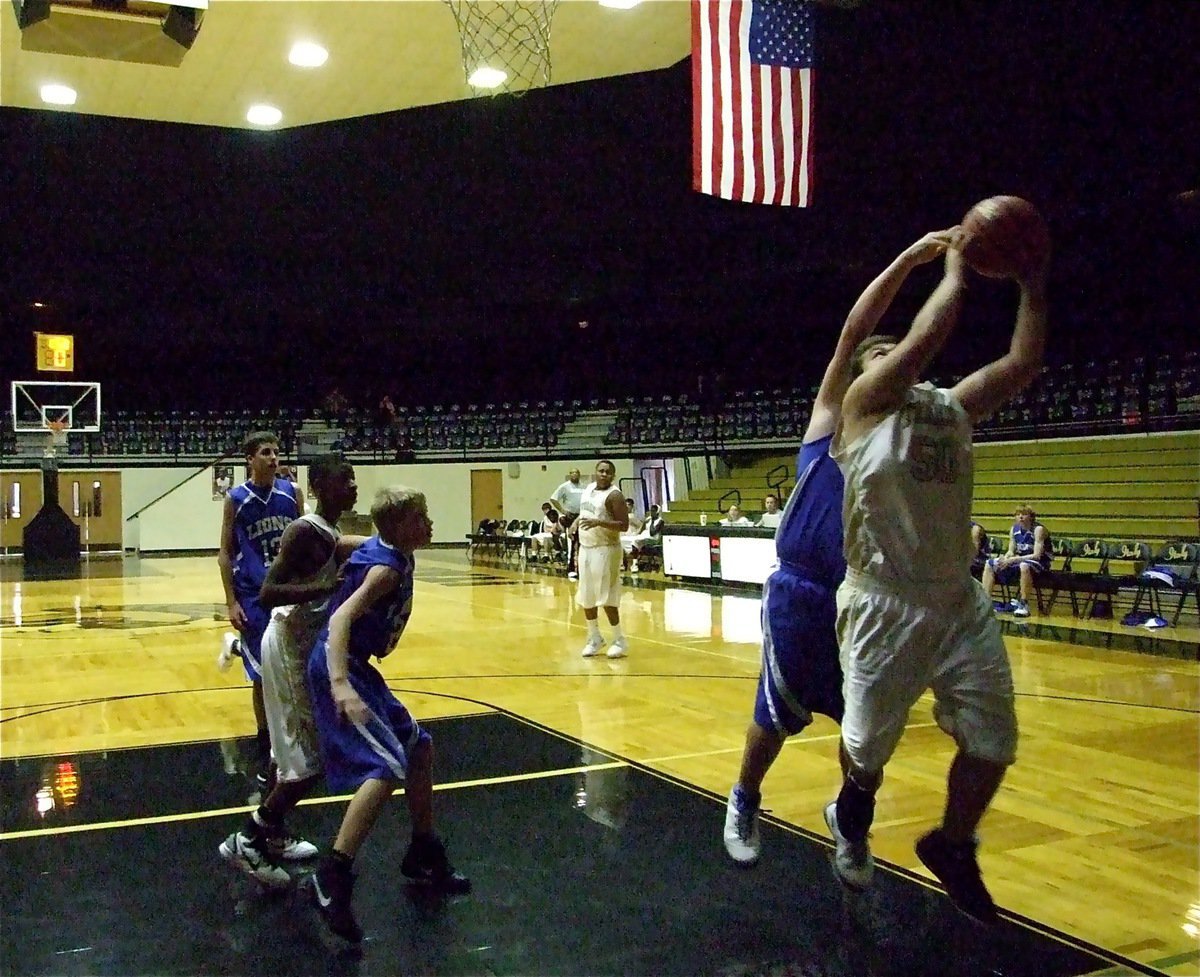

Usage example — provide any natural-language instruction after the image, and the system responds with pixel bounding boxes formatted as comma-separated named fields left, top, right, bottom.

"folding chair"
left=1086, top=540, right=1152, bottom=619
left=1070, top=539, right=1113, bottom=618
left=1041, top=538, right=1079, bottom=614
left=1130, top=542, right=1200, bottom=626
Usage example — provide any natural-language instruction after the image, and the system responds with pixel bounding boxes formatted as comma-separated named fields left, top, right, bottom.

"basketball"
left=959, top=196, right=1050, bottom=279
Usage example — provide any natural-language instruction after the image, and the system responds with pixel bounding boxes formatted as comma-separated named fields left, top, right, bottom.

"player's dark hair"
left=850, top=335, right=900, bottom=379
left=308, top=454, right=349, bottom=492
left=242, top=430, right=279, bottom=458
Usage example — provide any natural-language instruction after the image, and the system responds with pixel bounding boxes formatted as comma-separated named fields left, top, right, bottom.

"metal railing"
left=766, top=463, right=789, bottom=497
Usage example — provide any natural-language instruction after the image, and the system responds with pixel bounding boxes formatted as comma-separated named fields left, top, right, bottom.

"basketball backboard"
left=11, top=381, right=102, bottom=433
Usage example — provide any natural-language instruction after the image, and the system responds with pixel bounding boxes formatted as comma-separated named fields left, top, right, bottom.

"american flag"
left=692, top=0, right=816, bottom=207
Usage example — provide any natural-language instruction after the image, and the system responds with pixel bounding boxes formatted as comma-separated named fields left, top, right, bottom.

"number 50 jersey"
left=833, top=383, right=975, bottom=589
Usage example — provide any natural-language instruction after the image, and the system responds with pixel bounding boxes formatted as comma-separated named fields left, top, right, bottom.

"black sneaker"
left=915, top=829, right=998, bottom=925
left=310, top=858, right=362, bottom=944
left=401, top=836, right=472, bottom=895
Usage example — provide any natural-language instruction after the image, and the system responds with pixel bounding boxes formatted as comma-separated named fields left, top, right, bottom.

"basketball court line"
left=0, top=760, right=629, bottom=841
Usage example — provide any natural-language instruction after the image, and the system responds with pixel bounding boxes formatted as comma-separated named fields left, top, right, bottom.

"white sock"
left=610, top=624, right=625, bottom=642
left=586, top=619, right=601, bottom=639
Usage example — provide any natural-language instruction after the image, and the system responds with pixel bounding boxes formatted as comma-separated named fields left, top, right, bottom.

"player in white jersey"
left=824, top=234, right=1048, bottom=925
left=573, top=460, right=630, bottom=658
left=219, top=457, right=361, bottom=888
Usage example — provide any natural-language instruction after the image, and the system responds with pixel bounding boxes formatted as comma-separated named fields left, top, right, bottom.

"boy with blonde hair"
left=307, top=486, right=469, bottom=945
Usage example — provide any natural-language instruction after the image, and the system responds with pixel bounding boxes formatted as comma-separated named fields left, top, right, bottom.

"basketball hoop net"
left=45, top=419, right=69, bottom=457
left=444, top=0, right=560, bottom=96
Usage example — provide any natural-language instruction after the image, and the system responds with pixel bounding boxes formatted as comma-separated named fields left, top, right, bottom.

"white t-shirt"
left=553, top=480, right=585, bottom=515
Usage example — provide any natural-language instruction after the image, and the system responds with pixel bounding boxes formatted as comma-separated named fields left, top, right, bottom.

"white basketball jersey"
left=278, top=512, right=340, bottom=649
left=833, top=383, right=974, bottom=588
left=578, top=483, right=622, bottom=549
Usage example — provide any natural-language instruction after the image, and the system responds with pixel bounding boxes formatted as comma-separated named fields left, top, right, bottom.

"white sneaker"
left=581, top=637, right=605, bottom=658
left=217, top=632, right=240, bottom=672
left=824, top=800, right=874, bottom=889
left=606, top=638, right=628, bottom=659
left=1012, top=600, right=1030, bottom=618
left=723, top=787, right=761, bottom=866
left=266, top=829, right=319, bottom=861
left=567, top=571, right=578, bottom=580
left=219, top=832, right=291, bottom=889
left=630, top=560, right=639, bottom=573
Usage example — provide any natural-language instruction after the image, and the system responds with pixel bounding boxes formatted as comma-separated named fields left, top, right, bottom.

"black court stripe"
left=384, top=689, right=1171, bottom=977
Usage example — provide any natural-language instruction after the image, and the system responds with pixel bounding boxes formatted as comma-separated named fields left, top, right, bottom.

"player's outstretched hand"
left=1015, top=244, right=1050, bottom=292
left=906, top=228, right=958, bottom=265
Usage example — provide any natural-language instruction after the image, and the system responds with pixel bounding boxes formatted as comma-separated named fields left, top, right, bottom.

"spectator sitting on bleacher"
left=530, top=502, right=563, bottom=561
left=981, top=505, right=1051, bottom=618
left=629, top=504, right=664, bottom=573
left=756, top=494, right=783, bottom=529
left=970, top=521, right=989, bottom=579
left=720, top=504, right=753, bottom=528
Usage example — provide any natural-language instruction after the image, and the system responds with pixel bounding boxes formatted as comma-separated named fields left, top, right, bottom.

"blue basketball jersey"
left=229, top=477, right=300, bottom=597
left=1011, top=521, right=1051, bottom=569
left=321, top=536, right=414, bottom=661
left=774, top=434, right=845, bottom=587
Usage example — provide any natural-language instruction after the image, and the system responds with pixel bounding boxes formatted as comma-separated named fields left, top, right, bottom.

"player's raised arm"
left=809, top=230, right=956, bottom=440
left=842, top=245, right=968, bottom=434
left=949, top=263, right=1048, bottom=424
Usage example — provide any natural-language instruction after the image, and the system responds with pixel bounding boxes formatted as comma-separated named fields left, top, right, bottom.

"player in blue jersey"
left=723, top=230, right=958, bottom=866
left=217, top=431, right=305, bottom=791
left=307, top=486, right=469, bottom=945
left=980, top=504, right=1050, bottom=617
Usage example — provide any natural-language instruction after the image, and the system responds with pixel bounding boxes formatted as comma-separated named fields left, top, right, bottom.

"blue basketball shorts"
left=234, top=592, right=270, bottom=683
left=753, top=567, right=844, bottom=736
left=987, top=556, right=1045, bottom=586
left=307, top=641, right=431, bottom=793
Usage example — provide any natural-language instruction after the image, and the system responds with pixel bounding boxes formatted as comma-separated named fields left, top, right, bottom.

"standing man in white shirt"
left=551, top=467, right=585, bottom=578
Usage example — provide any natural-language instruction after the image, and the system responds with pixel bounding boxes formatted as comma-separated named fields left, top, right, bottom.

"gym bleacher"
left=2, top=350, right=1194, bottom=465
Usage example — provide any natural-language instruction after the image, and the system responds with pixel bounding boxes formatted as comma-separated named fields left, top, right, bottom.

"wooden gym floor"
left=0, top=551, right=1196, bottom=976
